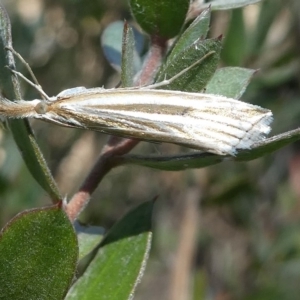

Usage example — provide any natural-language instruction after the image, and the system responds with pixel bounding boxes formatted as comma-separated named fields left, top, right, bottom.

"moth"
left=0, top=85, right=272, bottom=156
left=0, top=47, right=273, bottom=156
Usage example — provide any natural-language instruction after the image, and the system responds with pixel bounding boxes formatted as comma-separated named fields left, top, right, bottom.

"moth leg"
left=144, top=50, right=215, bottom=90
left=5, top=46, right=51, bottom=101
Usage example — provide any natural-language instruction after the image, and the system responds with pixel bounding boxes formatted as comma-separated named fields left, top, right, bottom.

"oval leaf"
left=117, top=127, right=300, bottom=171
left=205, top=67, right=256, bottom=99
left=130, top=0, right=189, bottom=38
left=66, top=201, right=153, bottom=300
left=75, top=222, right=104, bottom=260
left=0, top=203, right=78, bottom=299
left=156, top=38, right=222, bottom=92
left=167, top=7, right=211, bottom=58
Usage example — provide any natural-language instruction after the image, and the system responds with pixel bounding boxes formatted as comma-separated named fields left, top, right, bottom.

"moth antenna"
left=5, top=46, right=50, bottom=101
left=144, top=50, right=216, bottom=90
left=6, top=67, right=51, bottom=101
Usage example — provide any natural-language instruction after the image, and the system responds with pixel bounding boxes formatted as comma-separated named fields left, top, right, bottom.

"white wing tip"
left=235, top=111, right=273, bottom=152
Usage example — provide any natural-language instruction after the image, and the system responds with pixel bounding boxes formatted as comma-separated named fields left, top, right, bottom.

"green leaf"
left=0, top=4, right=61, bottom=201
left=221, top=8, right=246, bottom=66
left=169, top=7, right=211, bottom=56
left=202, top=0, right=263, bottom=10
left=66, top=201, right=153, bottom=300
left=129, top=0, right=189, bottom=38
left=119, top=152, right=224, bottom=171
left=75, top=222, right=104, bottom=260
left=156, top=38, right=222, bottom=92
left=11, top=128, right=61, bottom=200
left=101, top=21, right=142, bottom=74
left=121, top=22, right=135, bottom=87
left=0, top=203, right=78, bottom=300
left=117, top=128, right=300, bottom=170
left=205, top=67, right=256, bottom=99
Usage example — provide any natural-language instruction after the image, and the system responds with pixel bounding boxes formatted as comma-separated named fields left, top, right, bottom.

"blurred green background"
left=1, top=0, right=300, bottom=299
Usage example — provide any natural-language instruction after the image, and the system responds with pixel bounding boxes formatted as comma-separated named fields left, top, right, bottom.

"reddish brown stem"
left=66, top=138, right=139, bottom=221
left=137, top=35, right=168, bottom=86
left=66, top=34, right=168, bottom=221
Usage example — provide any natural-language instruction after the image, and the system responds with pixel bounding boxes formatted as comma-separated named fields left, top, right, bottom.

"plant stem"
left=66, top=34, right=168, bottom=221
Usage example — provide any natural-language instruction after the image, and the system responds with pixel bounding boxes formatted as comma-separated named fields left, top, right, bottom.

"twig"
left=66, top=34, right=168, bottom=221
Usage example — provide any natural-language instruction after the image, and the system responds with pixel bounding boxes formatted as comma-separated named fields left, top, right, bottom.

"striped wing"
left=39, top=88, right=273, bottom=155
